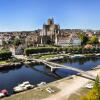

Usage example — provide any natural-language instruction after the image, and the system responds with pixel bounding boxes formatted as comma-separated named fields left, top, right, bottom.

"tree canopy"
left=77, top=33, right=88, bottom=45
left=88, top=35, right=98, bottom=44
left=13, top=38, right=21, bottom=46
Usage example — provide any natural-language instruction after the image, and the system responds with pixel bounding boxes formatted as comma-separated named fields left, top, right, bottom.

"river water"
left=0, top=57, right=100, bottom=95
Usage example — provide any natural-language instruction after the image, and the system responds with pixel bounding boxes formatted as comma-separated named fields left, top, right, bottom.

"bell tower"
left=47, top=18, right=54, bottom=25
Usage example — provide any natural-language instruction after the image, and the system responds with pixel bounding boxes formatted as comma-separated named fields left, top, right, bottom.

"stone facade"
left=40, top=18, right=60, bottom=44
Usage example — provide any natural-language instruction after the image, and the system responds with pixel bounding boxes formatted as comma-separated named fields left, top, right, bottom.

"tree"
left=13, top=38, right=21, bottom=46
left=0, top=50, right=12, bottom=60
left=25, top=47, right=57, bottom=56
left=77, top=33, right=88, bottom=45
left=81, top=75, right=100, bottom=100
left=2, top=40, right=7, bottom=47
left=93, top=75, right=100, bottom=97
left=88, top=35, right=98, bottom=44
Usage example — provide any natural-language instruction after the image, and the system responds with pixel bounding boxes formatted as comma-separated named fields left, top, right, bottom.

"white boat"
left=13, top=86, right=27, bottom=92
left=70, top=54, right=85, bottom=58
left=13, top=81, right=34, bottom=92
left=24, top=84, right=34, bottom=89
left=22, top=81, right=30, bottom=85
left=70, top=55, right=76, bottom=58
left=37, top=82, right=46, bottom=87
left=0, top=93, right=5, bottom=98
left=95, top=53, right=100, bottom=56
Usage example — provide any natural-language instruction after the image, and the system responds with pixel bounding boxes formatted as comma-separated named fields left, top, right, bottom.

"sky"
left=0, top=0, right=100, bottom=31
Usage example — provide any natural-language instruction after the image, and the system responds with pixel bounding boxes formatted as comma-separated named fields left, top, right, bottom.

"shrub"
left=0, top=50, right=12, bottom=60
left=25, top=47, right=58, bottom=56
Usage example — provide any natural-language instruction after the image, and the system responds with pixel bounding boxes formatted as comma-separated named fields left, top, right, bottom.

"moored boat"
left=0, top=89, right=8, bottom=98
left=37, top=82, right=46, bottom=87
left=13, top=81, right=34, bottom=93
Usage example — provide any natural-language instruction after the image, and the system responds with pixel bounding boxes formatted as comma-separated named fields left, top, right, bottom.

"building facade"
left=40, top=18, right=60, bottom=44
left=57, top=33, right=81, bottom=47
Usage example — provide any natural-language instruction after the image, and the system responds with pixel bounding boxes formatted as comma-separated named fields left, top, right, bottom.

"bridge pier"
left=51, top=68, right=53, bottom=72
left=51, top=68, right=56, bottom=72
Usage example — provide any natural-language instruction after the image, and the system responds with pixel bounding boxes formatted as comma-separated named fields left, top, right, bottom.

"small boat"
left=24, top=84, right=34, bottom=89
left=95, top=53, right=100, bottom=56
left=70, top=54, right=85, bottom=58
left=70, top=55, right=76, bottom=58
left=13, top=81, right=34, bottom=93
left=15, top=81, right=30, bottom=88
left=37, top=82, right=46, bottom=87
left=0, top=93, right=5, bottom=98
left=1, top=89, right=8, bottom=95
left=13, top=86, right=27, bottom=92
left=0, top=89, right=8, bottom=98
left=22, top=81, right=30, bottom=85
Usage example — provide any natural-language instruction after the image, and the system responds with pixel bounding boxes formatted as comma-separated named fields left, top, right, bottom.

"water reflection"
left=54, top=57, right=100, bottom=66
left=30, top=65, right=61, bottom=79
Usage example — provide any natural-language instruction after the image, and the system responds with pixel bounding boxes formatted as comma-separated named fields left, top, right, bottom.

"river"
left=0, top=57, right=100, bottom=95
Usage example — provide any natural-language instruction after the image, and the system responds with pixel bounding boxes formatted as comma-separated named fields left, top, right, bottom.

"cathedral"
left=40, top=18, right=60, bottom=44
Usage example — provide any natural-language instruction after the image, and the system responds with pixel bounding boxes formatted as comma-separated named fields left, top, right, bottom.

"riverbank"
left=0, top=62, right=22, bottom=69
left=0, top=57, right=23, bottom=69
left=1, top=66, right=100, bottom=100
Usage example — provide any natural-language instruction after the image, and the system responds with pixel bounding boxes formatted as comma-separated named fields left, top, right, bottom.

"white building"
left=0, top=34, right=3, bottom=46
left=57, top=33, right=81, bottom=47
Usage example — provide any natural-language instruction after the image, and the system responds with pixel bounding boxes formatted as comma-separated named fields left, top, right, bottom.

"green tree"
left=25, top=47, right=57, bottom=56
left=81, top=75, right=100, bottom=100
left=77, top=33, right=88, bottom=45
left=93, top=75, right=100, bottom=97
left=13, top=38, right=21, bottom=46
left=88, top=35, right=98, bottom=44
left=2, top=40, right=7, bottom=46
left=0, top=50, right=12, bottom=60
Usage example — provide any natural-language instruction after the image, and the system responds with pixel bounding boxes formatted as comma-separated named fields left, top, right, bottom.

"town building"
left=86, top=32, right=93, bottom=38
left=95, top=33, right=100, bottom=48
left=40, top=18, right=60, bottom=44
left=57, top=33, right=81, bottom=47
left=0, top=34, right=3, bottom=46
left=25, top=34, right=39, bottom=47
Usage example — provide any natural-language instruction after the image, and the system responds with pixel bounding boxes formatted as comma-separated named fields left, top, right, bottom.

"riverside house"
left=57, top=33, right=81, bottom=47
left=95, top=33, right=100, bottom=48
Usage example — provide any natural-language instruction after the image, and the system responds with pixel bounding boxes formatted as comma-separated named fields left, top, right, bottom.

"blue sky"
left=0, top=0, right=100, bottom=31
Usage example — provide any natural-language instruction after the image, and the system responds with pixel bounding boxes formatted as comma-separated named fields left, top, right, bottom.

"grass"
left=0, top=61, right=8, bottom=64
left=84, top=54, right=95, bottom=56
left=2, top=86, right=60, bottom=100
left=39, top=54, right=59, bottom=59
left=32, top=54, right=61, bottom=60
left=0, top=57, right=22, bottom=65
